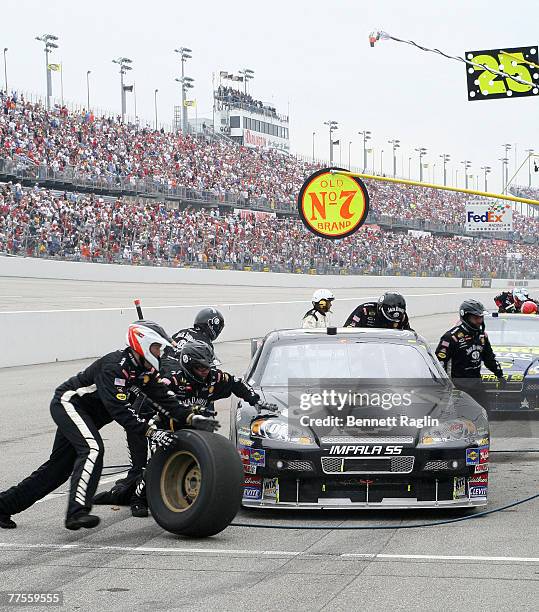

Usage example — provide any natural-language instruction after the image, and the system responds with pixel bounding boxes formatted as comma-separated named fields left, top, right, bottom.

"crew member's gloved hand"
left=255, top=401, right=279, bottom=412
left=496, top=374, right=507, bottom=389
left=145, top=427, right=176, bottom=449
left=187, top=413, right=221, bottom=432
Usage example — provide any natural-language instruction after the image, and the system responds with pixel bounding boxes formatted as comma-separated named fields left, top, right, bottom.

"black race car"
left=231, top=328, right=490, bottom=509
left=482, top=312, right=539, bottom=417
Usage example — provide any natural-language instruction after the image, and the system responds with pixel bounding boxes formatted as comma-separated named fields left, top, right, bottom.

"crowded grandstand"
left=1, top=90, right=538, bottom=277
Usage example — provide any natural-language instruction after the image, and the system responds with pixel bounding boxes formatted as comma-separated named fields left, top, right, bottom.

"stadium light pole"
left=439, top=153, right=450, bottom=186
left=388, top=139, right=400, bottom=177
left=112, top=57, right=132, bottom=122
left=154, top=88, right=159, bottom=131
left=481, top=166, right=491, bottom=192
left=312, top=131, right=316, bottom=162
left=501, top=143, right=511, bottom=192
left=525, top=148, right=534, bottom=187
left=408, top=156, right=411, bottom=179
left=3, top=48, right=7, bottom=94
left=415, top=147, right=427, bottom=182
left=358, top=130, right=371, bottom=172
left=174, top=47, right=193, bottom=133
left=86, top=70, right=91, bottom=110
left=460, top=160, right=472, bottom=189
left=175, top=76, right=194, bottom=133
left=348, top=140, right=352, bottom=169
left=239, top=68, right=255, bottom=95
left=380, top=149, right=384, bottom=175
left=36, top=34, right=59, bottom=110
left=324, top=120, right=338, bottom=164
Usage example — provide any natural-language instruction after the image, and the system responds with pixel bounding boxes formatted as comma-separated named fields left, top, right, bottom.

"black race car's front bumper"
left=241, top=444, right=489, bottom=509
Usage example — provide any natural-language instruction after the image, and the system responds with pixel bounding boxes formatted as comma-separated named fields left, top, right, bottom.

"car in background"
left=482, top=312, right=539, bottom=417
left=231, top=328, right=490, bottom=509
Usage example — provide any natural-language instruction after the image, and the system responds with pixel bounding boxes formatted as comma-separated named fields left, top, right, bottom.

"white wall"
left=1, top=289, right=499, bottom=368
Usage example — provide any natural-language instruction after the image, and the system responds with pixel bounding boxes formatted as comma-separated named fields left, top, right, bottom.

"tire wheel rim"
left=160, top=451, right=202, bottom=513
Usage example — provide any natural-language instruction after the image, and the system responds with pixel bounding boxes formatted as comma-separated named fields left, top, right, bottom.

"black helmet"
left=378, top=292, right=407, bottom=325
left=459, top=299, right=486, bottom=332
left=194, top=307, right=225, bottom=341
left=179, top=340, right=216, bottom=383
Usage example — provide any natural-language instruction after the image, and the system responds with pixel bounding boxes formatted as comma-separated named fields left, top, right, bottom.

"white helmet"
left=126, top=321, right=173, bottom=371
left=312, top=289, right=335, bottom=313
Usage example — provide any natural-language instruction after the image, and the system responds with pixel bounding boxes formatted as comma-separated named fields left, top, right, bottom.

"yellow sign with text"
left=298, top=168, right=369, bottom=239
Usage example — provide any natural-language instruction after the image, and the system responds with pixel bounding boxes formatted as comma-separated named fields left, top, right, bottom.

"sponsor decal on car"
left=237, top=426, right=251, bottom=437
left=479, top=446, right=489, bottom=464
left=250, top=449, right=266, bottom=467
left=453, top=476, right=466, bottom=500
left=243, top=464, right=257, bottom=474
left=469, top=473, right=488, bottom=485
left=263, top=477, right=279, bottom=502
left=238, top=437, right=254, bottom=447
left=328, top=445, right=403, bottom=455
left=465, top=448, right=480, bottom=465
left=469, top=485, right=487, bottom=498
left=244, top=474, right=262, bottom=487
left=238, top=446, right=250, bottom=463
left=243, top=487, right=262, bottom=500
left=474, top=464, right=489, bottom=473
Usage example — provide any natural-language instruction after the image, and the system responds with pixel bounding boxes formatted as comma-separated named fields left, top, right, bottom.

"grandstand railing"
left=0, top=248, right=536, bottom=280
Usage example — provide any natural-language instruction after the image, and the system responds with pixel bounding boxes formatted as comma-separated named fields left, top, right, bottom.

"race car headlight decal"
left=420, top=418, right=478, bottom=445
left=251, top=418, right=314, bottom=445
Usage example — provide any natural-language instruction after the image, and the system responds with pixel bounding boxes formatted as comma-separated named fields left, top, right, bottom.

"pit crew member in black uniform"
left=495, top=288, right=539, bottom=313
left=172, top=307, right=225, bottom=351
left=344, top=292, right=411, bottom=330
left=126, top=340, right=276, bottom=514
left=435, top=299, right=504, bottom=407
left=0, top=321, right=188, bottom=531
left=96, top=307, right=227, bottom=515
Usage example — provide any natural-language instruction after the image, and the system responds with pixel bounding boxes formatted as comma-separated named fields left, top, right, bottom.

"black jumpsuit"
left=0, top=349, right=186, bottom=519
left=344, top=301, right=411, bottom=330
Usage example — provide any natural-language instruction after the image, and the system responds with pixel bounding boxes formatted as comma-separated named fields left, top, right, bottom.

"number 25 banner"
left=466, top=45, right=539, bottom=101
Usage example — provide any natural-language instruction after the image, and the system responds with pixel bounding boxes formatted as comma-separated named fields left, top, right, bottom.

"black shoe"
left=130, top=501, right=149, bottom=518
left=65, top=512, right=100, bottom=531
left=0, top=514, right=17, bottom=529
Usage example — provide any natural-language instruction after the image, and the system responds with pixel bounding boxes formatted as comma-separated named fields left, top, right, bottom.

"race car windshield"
left=258, top=341, right=441, bottom=386
left=485, top=317, right=539, bottom=346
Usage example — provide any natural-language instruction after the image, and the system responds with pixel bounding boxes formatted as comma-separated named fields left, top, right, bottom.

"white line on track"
left=0, top=542, right=537, bottom=564
left=0, top=291, right=486, bottom=315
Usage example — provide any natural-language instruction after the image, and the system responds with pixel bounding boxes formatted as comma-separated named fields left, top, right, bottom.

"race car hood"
left=485, top=345, right=539, bottom=378
left=257, top=383, right=483, bottom=438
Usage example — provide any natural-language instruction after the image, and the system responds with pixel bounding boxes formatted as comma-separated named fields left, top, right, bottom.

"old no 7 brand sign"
left=298, top=168, right=369, bottom=239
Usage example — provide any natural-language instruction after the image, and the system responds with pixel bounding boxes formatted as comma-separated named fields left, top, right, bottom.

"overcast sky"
left=3, top=0, right=538, bottom=189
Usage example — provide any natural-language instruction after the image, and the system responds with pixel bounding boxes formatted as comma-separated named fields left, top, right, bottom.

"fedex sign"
left=465, top=202, right=513, bottom=232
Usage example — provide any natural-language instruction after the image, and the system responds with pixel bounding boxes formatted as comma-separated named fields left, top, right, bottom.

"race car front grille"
left=423, top=460, right=451, bottom=471
left=320, top=436, right=415, bottom=445
left=321, top=456, right=414, bottom=474
left=284, top=460, right=314, bottom=471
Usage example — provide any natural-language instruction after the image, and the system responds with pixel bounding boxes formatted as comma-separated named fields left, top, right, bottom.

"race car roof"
left=266, top=328, right=425, bottom=345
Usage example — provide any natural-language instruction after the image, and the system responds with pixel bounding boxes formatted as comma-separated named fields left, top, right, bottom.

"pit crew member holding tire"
left=0, top=321, right=188, bottom=531
left=302, top=289, right=335, bottom=328
left=344, top=291, right=412, bottom=330
left=435, top=300, right=504, bottom=408
left=127, top=340, right=276, bottom=514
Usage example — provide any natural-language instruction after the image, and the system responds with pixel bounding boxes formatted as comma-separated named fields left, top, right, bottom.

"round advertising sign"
left=297, top=168, right=369, bottom=239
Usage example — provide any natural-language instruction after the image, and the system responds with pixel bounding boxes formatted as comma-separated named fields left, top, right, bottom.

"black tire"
left=146, top=430, right=244, bottom=537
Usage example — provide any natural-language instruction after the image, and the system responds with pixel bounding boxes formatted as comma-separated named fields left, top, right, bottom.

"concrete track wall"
left=3, top=255, right=536, bottom=289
